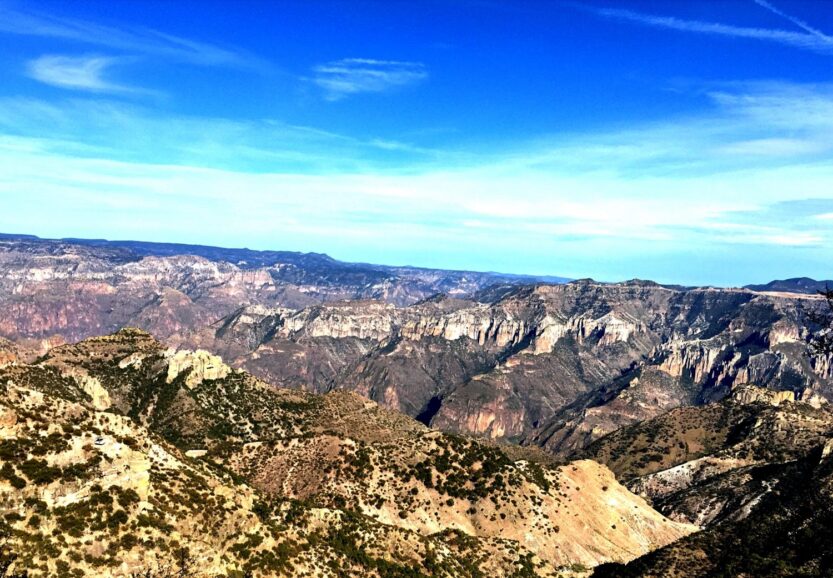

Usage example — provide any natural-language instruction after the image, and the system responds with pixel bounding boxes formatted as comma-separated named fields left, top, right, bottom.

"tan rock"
left=731, top=384, right=794, bottom=406
left=78, top=374, right=112, bottom=410
left=166, top=349, right=231, bottom=388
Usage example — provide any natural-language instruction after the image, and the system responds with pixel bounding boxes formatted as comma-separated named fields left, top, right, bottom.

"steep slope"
left=0, top=330, right=694, bottom=576
left=583, top=387, right=833, bottom=577
left=194, top=282, right=833, bottom=456
left=593, top=448, right=833, bottom=578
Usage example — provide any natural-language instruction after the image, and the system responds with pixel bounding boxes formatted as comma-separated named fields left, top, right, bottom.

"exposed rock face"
left=0, top=337, right=17, bottom=367
left=2, top=236, right=832, bottom=460
left=76, top=374, right=112, bottom=410
left=730, top=383, right=795, bottom=406
left=165, top=348, right=231, bottom=387
left=200, top=282, right=832, bottom=458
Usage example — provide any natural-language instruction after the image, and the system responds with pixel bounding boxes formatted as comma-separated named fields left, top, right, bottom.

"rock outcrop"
left=0, top=337, right=17, bottom=367
left=730, top=383, right=795, bottom=406
left=165, top=348, right=231, bottom=387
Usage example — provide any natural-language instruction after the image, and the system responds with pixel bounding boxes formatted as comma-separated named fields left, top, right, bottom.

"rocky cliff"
left=2, top=236, right=832, bottom=461
left=193, top=282, right=833, bottom=458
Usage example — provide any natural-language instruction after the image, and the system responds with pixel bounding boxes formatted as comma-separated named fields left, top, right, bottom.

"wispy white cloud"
left=0, top=82, right=832, bottom=283
left=311, top=58, right=428, bottom=100
left=26, top=54, right=152, bottom=95
left=0, top=96, right=455, bottom=172
left=696, top=221, right=824, bottom=247
left=589, top=4, right=833, bottom=55
left=717, top=137, right=826, bottom=157
left=753, top=0, right=833, bottom=42
left=0, top=4, right=265, bottom=70
left=489, top=81, right=833, bottom=178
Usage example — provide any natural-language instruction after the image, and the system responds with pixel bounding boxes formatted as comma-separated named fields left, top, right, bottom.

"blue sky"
left=1, top=0, right=832, bottom=285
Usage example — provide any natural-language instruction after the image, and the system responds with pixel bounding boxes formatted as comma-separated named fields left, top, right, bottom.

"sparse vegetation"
left=0, top=329, right=698, bottom=577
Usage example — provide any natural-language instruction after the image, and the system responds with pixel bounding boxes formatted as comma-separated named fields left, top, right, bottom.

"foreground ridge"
left=0, top=329, right=694, bottom=577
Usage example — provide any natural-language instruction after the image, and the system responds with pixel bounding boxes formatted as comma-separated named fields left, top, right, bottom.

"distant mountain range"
left=0, top=232, right=568, bottom=299
left=3, top=232, right=825, bottom=294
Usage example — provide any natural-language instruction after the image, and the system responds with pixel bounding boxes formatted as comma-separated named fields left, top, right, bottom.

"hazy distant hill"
left=0, top=233, right=568, bottom=301
left=745, top=277, right=833, bottom=294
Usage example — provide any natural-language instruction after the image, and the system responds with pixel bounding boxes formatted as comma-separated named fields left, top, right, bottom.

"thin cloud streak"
left=0, top=96, right=459, bottom=173
left=753, top=0, right=833, bottom=42
left=590, top=5, right=833, bottom=55
left=312, top=58, right=428, bottom=100
left=0, top=4, right=266, bottom=70
left=26, top=54, right=152, bottom=95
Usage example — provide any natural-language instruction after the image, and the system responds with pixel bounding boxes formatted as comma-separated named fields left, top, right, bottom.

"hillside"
left=583, top=386, right=833, bottom=577
left=0, top=329, right=694, bottom=576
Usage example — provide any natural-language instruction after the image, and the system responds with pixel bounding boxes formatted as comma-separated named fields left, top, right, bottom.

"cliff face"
left=2, top=237, right=832, bottom=459
left=198, top=282, right=832, bottom=457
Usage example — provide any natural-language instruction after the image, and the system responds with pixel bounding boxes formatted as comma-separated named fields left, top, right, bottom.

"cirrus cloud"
left=0, top=4, right=265, bottom=70
left=26, top=54, right=150, bottom=95
left=585, top=1, right=833, bottom=56
left=312, top=58, right=428, bottom=100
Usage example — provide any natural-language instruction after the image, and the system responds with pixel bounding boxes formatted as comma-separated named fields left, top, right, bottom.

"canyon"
left=1, top=235, right=831, bottom=460
left=2, top=234, right=833, bottom=576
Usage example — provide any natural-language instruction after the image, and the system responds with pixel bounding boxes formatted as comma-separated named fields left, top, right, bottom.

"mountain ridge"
left=0, top=232, right=569, bottom=283
left=0, top=328, right=694, bottom=576
left=11, top=232, right=833, bottom=292
left=587, top=383, right=833, bottom=577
